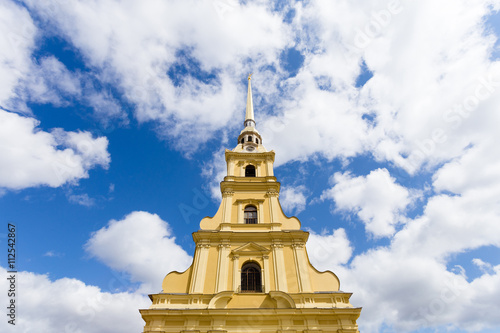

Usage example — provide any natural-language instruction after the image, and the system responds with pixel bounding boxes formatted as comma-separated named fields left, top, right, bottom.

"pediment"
left=232, top=242, right=270, bottom=255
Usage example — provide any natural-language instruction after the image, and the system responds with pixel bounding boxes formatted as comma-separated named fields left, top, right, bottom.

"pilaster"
left=263, top=254, right=271, bottom=293
left=266, top=155, right=274, bottom=177
left=266, top=190, right=280, bottom=223
left=292, top=242, right=312, bottom=293
left=221, top=190, right=234, bottom=224
left=190, top=243, right=210, bottom=293
left=232, top=254, right=240, bottom=291
left=216, top=242, right=231, bottom=292
left=272, top=242, right=288, bottom=292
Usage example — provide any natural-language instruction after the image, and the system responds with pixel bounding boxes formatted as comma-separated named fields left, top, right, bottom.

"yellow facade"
left=140, top=76, right=362, bottom=333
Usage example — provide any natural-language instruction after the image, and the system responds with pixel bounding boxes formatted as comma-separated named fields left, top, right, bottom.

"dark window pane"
left=245, top=165, right=256, bottom=177
left=241, top=263, right=262, bottom=292
left=244, top=205, right=257, bottom=224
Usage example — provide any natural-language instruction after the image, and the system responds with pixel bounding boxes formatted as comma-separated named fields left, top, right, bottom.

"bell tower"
left=140, top=76, right=362, bottom=333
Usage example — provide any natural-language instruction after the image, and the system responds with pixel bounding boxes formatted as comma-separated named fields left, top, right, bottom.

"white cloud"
left=357, top=1, right=500, bottom=174
left=9, top=0, right=499, bottom=174
left=321, top=168, right=413, bottom=238
left=22, top=0, right=291, bottom=153
left=85, top=211, right=192, bottom=293
left=255, top=0, right=500, bottom=176
left=307, top=232, right=500, bottom=332
left=0, top=266, right=149, bottom=333
left=68, top=193, right=95, bottom=207
left=473, top=258, right=494, bottom=275
left=0, top=0, right=36, bottom=108
left=260, top=75, right=369, bottom=165
left=309, top=160, right=500, bottom=331
left=280, top=185, right=308, bottom=215
left=306, top=228, right=353, bottom=271
left=0, top=109, right=110, bottom=190
left=52, top=129, right=111, bottom=169
left=23, top=56, right=82, bottom=106
left=0, top=1, right=125, bottom=122
left=84, top=89, right=126, bottom=127
left=432, top=131, right=500, bottom=195
left=21, top=56, right=127, bottom=125
left=1, top=210, right=194, bottom=332
left=392, top=191, right=500, bottom=260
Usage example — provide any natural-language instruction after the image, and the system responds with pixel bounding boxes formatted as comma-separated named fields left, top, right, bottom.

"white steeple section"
left=245, top=73, right=255, bottom=127
left=235, top=74, right=265, bottom=153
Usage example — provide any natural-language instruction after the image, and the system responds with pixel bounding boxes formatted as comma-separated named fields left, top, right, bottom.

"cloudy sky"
left=1, top=0, right=500, bottom=332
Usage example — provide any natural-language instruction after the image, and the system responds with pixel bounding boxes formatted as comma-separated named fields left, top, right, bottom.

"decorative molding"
left=222, top=190, right=234, bottom=197
left=269, top=291, right=296, bottom=308
left=266, top=190, right=279, bottom=197
left=231, top=242, right=270, bottom=256
left=208, top=291, right=234, bottom=309
left=234, top=198, right=265, bottom=204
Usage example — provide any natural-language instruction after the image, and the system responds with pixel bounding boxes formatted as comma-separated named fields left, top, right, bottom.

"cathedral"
left=140, top=76, right=362, bottom=333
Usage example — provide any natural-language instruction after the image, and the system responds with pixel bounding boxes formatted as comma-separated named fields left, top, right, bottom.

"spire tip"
left=245, top=73, right=255, bottom=124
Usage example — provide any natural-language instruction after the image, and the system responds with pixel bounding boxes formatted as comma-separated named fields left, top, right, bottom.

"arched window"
left=244, top=205, right=257, bottom=224
left=241, top=138, right=244, bottom=144
left=256, top=138, right=259, bottom=144
left=248, top=136, right=253, bottom=142
left=245, top=165, right=256, bottom=177
left=241, top=262, right=262, bottom=292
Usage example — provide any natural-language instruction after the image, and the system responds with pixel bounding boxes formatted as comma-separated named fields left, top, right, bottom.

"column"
left=263, top=255, right=271, bottom=293
left=190, top=243, right=210, bottom=293
left=237, top=202, right=243, bottom=223
left=227, top=159, right=235, bottom=177
left=267, top=190, right=280, bottom=223
left=258, top=202, right=264, bottom=224
left=292, top=243, right=312, bottom=292
left=232, top=255, right=240, bottom=291
left=221, top=190, right=233, bottom=224
left=216, top=243, right=230, bottom=293
left=266, top=157, right=274, bottom=177
left=272, top=242, right=288, bottom=292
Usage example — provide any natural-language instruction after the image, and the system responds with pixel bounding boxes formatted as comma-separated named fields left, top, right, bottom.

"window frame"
left=244, top=205, right=258, bottom=224
left=240, top=262, right=262, bottom=292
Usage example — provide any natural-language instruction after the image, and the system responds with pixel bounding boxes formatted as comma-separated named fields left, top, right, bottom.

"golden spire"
left=245, top=73, right=255, bottom=125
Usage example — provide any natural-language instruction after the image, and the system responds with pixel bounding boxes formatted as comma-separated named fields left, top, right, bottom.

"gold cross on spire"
left=248, top=73, right=253, bottom=80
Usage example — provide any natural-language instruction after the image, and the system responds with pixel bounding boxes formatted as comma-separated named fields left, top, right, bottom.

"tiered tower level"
left=140, top=75, right=362, bottom=333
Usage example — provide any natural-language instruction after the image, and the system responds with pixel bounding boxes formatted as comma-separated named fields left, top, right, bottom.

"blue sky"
left=1, top=0, right=500, bottom=332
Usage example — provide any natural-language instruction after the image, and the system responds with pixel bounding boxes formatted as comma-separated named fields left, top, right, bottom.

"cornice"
left=220, top=180, right=280, bottom=193
left=192, top=230, right=310, bottom=243
left=225, top=149, right=275, bottom=162
left=140, top=307, right=363, bottom=317
left=223, top=176, right=277, bottom=182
